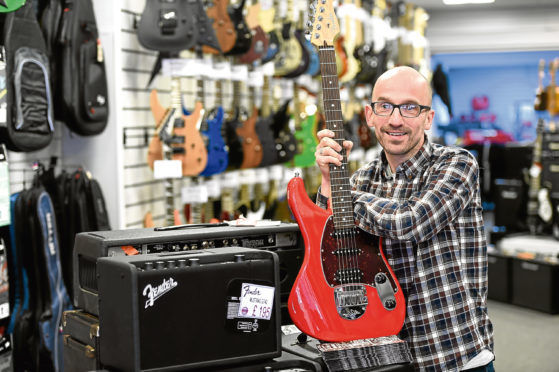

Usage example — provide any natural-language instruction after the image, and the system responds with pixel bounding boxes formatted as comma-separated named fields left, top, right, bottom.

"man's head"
left=365, top=66, right=435, bottom=170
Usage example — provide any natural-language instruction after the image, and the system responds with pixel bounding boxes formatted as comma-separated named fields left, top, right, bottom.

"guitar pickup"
left=173, top=118, right=184, bottom=128
left=169, top=135, right=184, bottom=144
left=171, top=147, right=185, bottom=155
left=159, top=10, right=177, bottom=35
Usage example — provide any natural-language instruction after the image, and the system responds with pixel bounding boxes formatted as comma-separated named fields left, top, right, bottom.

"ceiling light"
left=443, top=0, right=495, bottom=4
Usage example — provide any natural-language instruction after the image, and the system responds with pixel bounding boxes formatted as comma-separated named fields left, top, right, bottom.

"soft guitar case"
left=0, top=0, right=55, bottom=152
left=56, top=0, right=109, bottom=136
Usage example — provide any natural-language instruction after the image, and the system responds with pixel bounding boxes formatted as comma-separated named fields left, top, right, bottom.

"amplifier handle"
left=154, top=222, right=229, bottom=231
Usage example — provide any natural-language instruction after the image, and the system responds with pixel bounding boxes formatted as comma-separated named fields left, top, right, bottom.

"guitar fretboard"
left=319, top=46, right=354, bottom=230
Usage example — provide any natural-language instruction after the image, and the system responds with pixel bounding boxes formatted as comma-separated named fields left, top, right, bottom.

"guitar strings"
left=319, top=45, right=361, bottom=289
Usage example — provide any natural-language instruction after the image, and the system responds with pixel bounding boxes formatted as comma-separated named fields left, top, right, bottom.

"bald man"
left=315, top=66, right=494, bottom=371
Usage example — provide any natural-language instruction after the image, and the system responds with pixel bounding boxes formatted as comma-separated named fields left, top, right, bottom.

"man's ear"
left=424, top=109, right=435, bottom=130
left=365, top=104, right=374, bottom=127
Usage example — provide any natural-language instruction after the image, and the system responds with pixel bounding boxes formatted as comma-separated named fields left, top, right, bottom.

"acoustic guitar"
left=286, top=0, right=405, bottom=342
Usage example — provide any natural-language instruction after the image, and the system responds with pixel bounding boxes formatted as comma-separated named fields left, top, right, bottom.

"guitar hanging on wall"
left=286, top=0, right=405, bottom=342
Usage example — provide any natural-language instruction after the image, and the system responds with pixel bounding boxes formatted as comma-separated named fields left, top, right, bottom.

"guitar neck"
left=170, top=77, right=182, bottom=110
left=318, top=46, right=354, bottom=230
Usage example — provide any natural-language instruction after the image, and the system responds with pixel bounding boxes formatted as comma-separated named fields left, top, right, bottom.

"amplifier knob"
left=201, top=241, right=209, bottom=249
left=231, top=238, right=238, bottom=246
left=177, top=259, right=187, bottom=268
left=222, top=240, right=229, bottom=246
left=167, top=260, right=176, bottom=269
left=144, top=262, right=154, bottom=270
left=208, top=241, right=215, bottom=248
left=155, top=261, right=165, bottom=270
left=234, top=254, right=245, bottom=262
left=190, top=243, right=198, bottom=250
left=189, top=258, right=200, bottom=267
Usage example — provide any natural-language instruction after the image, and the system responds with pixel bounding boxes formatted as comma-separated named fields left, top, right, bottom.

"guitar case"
left=55, top=0, right=109, bottom=136
left=0, top=0, right=55, bottom=152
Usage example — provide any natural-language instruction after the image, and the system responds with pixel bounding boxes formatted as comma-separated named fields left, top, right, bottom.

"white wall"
left=426, top=6, right=559, bottom=54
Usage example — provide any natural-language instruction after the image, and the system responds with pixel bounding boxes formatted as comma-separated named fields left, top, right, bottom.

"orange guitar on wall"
left=148, top=75, right=208, bottom=176
left=286, top=0, right=405, bottom=342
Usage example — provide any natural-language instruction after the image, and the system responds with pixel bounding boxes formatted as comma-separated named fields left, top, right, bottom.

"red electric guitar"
left=286, top=0, right=405, bottom=342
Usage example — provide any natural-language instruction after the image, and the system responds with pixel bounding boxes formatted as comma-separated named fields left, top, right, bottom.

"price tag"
left=237, top=283, right=275, bottom=320
left=221, top=170, right=240, bottom=186
left=205, top=178, right=221, bottom=199
left=213, top=61, right=232, bottom=80
left=181, top=184, right=208, bottom=204
left=231, top=64, right=249, bottom=82
left=248, top=69, right=264, bottom=88
left=153, top=160, right=182, bottom=179
left=162, top=58, right=208, bottom=77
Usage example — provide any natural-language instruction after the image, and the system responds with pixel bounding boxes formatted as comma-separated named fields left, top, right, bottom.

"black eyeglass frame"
left=370, top=101, right=431, bottom=118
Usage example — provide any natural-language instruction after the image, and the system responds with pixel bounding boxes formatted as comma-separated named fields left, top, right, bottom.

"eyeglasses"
left=370, top=101, right=431, bottom=118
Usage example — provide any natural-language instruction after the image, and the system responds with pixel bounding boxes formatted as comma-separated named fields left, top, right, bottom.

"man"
left=315, top=66, right=494, bottom=371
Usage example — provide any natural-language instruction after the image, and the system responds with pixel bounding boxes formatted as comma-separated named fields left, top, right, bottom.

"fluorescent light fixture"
left=443, top=0, right=495, bottom=4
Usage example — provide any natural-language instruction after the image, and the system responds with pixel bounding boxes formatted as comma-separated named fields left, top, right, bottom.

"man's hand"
left=315, top=129, right=353, bottom=198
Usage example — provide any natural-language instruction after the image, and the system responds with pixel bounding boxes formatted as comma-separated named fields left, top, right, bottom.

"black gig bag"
left=56, top=0, right=108, bottom=136
left=0, top=0, right=54, bottom=152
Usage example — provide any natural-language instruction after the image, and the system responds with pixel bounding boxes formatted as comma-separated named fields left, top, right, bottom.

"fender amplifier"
left=97, top=247, right=281, bottom=371
left=73, top=223, right=302, bottom=316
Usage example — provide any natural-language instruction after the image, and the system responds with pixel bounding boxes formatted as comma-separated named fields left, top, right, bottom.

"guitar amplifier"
left=73, top=223, right=303, bottom=317
left=97, top=247, right=281, bottom=371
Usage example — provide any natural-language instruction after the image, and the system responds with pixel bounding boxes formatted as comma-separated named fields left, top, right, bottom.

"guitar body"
left=261, top=29, right=280, bottom=64
left=294, top=113, right=319, bottom=168
left=282, top=28, right=311, bottom=78
left=137, top=0, right=197, bottom=52
left=272, top=100, right=297, bottom=164
left=255, top=115, right=279, bottom=167
left=0, top=0, right=25, bottom=12
left=203, top=0, right=237, bottom=54
left=225, top=109, right=245, bottom=169
left=192, top=0, right=221, bottom=51
left=354, top=44, right=388, bottom=85
left=200, top=106, right=229, bottom=176
left=149, top=90, right=208, bottom=176
left=225, top=0, right=253, bottom=56
left=335, top=36, right=348, bottom=78
left=287, top=176, right=405, bottom=341
left=237, top=107, right=263, bottom=169
left=303, top=37, right=321, bottom=77
left=239, top=25, right=269, bottom=64
left=274, top=23, right=303, bottom=77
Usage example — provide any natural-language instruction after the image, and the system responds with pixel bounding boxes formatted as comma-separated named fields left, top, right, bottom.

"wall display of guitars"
left=131, top=0, right=431, bottom=228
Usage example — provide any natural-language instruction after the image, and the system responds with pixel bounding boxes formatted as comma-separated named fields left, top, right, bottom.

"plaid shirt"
left=317, top=138, right=494, bottom=371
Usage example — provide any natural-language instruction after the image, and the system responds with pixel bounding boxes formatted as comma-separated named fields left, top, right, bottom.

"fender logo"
left=142, top=277, right=178, bottom=308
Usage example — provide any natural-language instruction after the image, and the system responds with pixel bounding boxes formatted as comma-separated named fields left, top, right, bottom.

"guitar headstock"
left=308, top=0, right=340, bottom=47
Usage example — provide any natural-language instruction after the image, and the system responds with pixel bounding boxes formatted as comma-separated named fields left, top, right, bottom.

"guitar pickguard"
left=320, top=217, right=398, bottom=291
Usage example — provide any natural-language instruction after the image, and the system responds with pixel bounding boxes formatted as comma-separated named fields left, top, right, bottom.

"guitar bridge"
left=334, top=285, right=368, bottom=320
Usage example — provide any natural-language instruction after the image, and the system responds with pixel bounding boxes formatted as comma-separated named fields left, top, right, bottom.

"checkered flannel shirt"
left=317, top=138, right=494, bottom=371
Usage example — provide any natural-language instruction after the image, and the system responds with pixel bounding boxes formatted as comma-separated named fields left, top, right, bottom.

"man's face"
left=365, top=69, right=434, bottom=163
